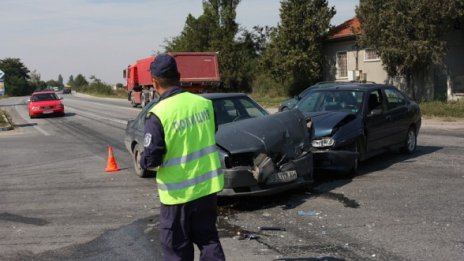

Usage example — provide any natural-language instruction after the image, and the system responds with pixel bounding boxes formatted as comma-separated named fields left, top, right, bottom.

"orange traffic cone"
left=105, top=146, right=119, bottom=172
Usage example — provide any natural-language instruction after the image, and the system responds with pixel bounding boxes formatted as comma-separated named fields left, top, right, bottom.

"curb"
left=0, top=113, right=14, bottom=131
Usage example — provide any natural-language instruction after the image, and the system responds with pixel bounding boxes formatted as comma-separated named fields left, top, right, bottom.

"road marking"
left=66, top=96, right=141, bottom=113
left=14, top=105, right=51, bottom=136
left=65, top=106, right=128, bottom=125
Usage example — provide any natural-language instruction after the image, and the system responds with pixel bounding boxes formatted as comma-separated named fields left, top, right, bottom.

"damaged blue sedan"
left=293, top=83, right=421, bottom=175
left=125, top=93, right=313, bottom=196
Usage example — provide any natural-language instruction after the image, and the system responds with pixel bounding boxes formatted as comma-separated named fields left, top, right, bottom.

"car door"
left=364, top=89, right=390, bottom=152
left=382, top=87, right=410, bottom=146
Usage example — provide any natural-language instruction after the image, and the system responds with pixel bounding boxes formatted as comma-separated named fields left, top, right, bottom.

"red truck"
left=123, top=52, right=220, bottom=107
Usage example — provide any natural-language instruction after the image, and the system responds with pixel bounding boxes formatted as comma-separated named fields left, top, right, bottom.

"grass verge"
left=249, top=95, right=288, bottom=108
left=0, top=109, right=13, bottom=129
left=420, top=100, right=464, bottom=118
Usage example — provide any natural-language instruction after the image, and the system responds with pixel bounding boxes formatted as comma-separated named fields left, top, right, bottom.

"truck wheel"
left=141, top=93, right=147, bottom=108
left=130, top=99, right=137, bottom=108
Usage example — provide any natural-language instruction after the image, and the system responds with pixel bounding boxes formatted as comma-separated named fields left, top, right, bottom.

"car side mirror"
left=26, top=98, right=30, bottom=103
left=369, top=108, right=382, bottom=116
left=59, top=97, right=63, bottom=100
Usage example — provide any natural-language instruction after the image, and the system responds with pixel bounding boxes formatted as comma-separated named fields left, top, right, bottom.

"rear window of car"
left=31, top=93, right=59, bottom=101
left=213, top=97, right=268, bottom=125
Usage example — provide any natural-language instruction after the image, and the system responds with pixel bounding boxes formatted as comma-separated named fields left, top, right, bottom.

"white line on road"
left=14, top=104, right=51, bottom=136
left=65, top=106, right=128, bottom=125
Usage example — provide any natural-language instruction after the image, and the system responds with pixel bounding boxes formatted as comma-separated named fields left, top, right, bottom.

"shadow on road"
left=14, top=123, right=37, bottom=127
left=218, top=145, right=441, bottom=212
left=355, top=145, right=441, bottom=176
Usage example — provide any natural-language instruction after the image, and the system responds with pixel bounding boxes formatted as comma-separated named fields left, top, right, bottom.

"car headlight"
left=312, top=137, right=335, bottom=148
left=31, top=106, right=40, bottom=111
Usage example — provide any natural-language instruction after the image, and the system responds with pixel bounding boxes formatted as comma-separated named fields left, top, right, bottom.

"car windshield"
left=31, top=93, right=59, bottom=101
left=296, top=90, right=364, bottom=114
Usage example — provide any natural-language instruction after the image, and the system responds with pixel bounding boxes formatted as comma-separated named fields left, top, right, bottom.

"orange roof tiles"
left=328, top=17, right=361, bottom=39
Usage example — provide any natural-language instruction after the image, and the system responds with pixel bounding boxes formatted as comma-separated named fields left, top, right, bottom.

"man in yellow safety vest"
left=140, top=54, right=225, bottom=261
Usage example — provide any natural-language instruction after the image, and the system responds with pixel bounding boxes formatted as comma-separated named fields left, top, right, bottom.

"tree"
left=46, top=80, right=61, bottom=88
left=356, top=0, right=464, bottom=100
left=262, top=0, right=335, bottom=95
left=0, top=58, right=34, bottom=96
left=29, top=70, right=47, bottom=91
left=165, top=0, right=252, bottom=90
left=67, top=75, right=74, bottom=87
left=72, top=74, right=88, bottom=89
left=57, top=74, right=64, bottom=87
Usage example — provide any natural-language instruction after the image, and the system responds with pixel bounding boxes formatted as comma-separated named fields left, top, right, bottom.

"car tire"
left=133, top=144, right=154, bottom=178
left=401, top=127, right=417, bottom=154
left=346, top=141, right=360, bottom=177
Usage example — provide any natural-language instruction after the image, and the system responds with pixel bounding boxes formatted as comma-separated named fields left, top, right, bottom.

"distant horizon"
left=0, top=0, right=357, bottom=85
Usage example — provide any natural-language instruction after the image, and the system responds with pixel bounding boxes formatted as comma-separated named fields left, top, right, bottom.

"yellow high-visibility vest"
left=150, top=92, right=223, bottom=205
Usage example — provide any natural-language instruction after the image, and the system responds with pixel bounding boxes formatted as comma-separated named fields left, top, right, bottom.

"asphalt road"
left=0, top=93, right=463, bottom=261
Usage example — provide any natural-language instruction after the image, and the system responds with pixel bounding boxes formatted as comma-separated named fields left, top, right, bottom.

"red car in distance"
left=28, top=91, right=65, bottom=118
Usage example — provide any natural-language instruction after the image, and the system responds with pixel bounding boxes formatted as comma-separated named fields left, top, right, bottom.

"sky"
left=0, top=0, right=358, bottom=85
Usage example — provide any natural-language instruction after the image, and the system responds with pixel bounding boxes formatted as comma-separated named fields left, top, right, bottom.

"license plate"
left=43, top=110, right=53, bottom=114
left=267, top=170, right=298, bottom=184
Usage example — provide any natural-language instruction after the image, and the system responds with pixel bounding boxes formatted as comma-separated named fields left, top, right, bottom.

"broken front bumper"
left=312, top=149, right=357, bottom=172
left=219, top=152, right=313, bottom=197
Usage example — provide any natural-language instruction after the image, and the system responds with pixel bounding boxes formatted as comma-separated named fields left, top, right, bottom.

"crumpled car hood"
left=216, top=110, right=310, bottom=158
left=304, top=111, right=356, bottom=138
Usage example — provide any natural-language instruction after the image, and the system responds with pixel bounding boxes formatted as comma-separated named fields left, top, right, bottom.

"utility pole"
left=0, top=69, right=5, bottom=96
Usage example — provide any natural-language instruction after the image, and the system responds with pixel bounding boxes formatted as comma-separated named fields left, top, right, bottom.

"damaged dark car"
left=125, top=93, right=313, bottom=196
left=293, top=84, right=421, bottom=175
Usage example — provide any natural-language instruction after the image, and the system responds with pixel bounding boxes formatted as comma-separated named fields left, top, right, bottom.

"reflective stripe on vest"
left=161, top=144, right=217, bottom=167
left=150, top=92, right=224, bottom=205
left=157, top=168, right=222, bottom=191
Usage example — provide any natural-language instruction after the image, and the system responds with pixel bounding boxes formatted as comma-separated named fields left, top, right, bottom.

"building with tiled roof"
left=322, top=17, right=464, bottom=101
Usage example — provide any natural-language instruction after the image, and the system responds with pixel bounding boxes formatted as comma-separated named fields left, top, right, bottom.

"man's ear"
left=152, top=77, right=158, bottom=88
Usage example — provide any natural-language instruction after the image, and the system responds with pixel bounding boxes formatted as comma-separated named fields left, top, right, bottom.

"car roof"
left=200, top=93, right=249, bottom=99
left=308, top=83, right=394, bottom=92
left=31, top=91, right=56, bottom=95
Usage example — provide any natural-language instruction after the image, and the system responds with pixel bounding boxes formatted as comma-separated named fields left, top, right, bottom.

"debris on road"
left=297, top=210, right=320, bottom=217
left=234, top=231, right=259, bottom=240
left=258, top=226, right=286, bottom=231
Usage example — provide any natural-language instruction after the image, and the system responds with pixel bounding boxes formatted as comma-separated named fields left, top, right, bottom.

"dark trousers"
left=160, top=193, right=225, bottom=261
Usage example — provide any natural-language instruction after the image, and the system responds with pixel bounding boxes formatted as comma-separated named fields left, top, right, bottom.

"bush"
left=420, top=100, right=464, bottom=118
left=250, top=72, right=289, bottom=98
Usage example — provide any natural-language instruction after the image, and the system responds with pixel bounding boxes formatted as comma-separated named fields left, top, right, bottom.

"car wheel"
left=347, top=141, right=360, bottom=177
left=402, top=127, right=417, bottom=154
left=133, top=144, right=153, bottom=178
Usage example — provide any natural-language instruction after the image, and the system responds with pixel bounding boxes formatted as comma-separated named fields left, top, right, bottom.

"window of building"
left=336, top=51, right=348, bottom=78
left=364, top=49, right=380, bottom=61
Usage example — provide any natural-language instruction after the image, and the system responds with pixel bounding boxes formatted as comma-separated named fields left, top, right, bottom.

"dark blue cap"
left=150, top=54, right=179, bottom=78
